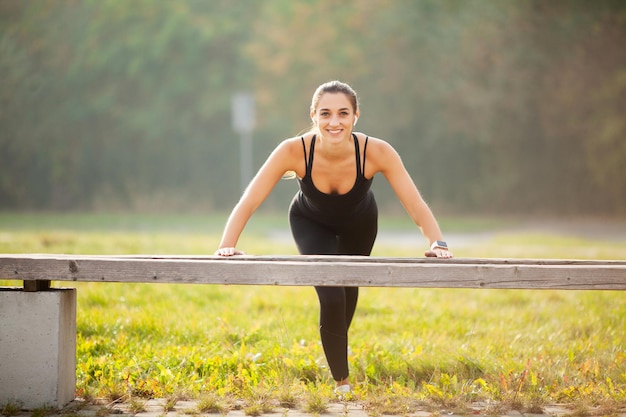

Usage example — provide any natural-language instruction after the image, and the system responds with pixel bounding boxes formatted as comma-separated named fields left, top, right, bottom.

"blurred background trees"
left=1, top=0, right=625, bottom=216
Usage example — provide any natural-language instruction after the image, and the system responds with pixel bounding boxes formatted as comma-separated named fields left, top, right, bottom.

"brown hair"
left=310, top=80, right=359, bottom=114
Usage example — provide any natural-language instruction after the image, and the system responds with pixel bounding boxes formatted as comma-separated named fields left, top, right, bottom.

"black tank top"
left=295, top=134, right=374, bottom=220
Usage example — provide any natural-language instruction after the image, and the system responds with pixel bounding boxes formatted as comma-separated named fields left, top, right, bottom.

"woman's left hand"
left=214, top=247, right=247, bottom=256
left=424, top=248, right=453, bottom=258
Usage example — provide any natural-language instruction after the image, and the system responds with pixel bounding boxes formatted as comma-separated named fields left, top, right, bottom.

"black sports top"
left=295, top=134, right=374, bottom=221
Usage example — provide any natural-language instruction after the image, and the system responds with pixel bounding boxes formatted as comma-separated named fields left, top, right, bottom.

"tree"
left=1, top=0, right=625, bottom=216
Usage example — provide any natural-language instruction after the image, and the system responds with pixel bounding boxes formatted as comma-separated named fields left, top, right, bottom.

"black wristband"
left=430, top=240, right=448, bottom=250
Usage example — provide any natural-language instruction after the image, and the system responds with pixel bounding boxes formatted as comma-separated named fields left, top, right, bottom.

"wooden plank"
left=3, top=253, right=626, bottom=265
left=1, top=254, right=625, bottom=290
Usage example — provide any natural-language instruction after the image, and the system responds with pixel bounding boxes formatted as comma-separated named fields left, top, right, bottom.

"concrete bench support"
left=0, top=288, right=76, bottom=409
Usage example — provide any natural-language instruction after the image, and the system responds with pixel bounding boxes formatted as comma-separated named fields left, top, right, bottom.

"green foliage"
left=1, top=1, right=260, bottom=211
left=0, top=402, right=22, bottom=417
left=302, top=387, right=329, bottom=415
left=1, top=1, right=626, bottom=215
left=196, top=392, right=228, bottom=414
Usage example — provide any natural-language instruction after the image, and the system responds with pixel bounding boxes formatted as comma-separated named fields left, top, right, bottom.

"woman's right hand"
left=214, top=247, right=246, bottom=257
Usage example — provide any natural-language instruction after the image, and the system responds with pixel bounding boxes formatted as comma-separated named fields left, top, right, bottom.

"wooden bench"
left=4, top=254, right=626, bottom=289
left=1, top=254, right=625, bottom=409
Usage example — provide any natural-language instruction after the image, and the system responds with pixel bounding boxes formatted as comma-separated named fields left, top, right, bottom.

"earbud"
left=353, top=117, right=358, bottom=126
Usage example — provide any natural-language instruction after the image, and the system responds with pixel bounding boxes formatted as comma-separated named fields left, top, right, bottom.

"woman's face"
left=311, top=92, right=359, bottom=142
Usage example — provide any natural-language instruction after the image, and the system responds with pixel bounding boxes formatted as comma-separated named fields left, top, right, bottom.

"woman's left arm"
left=369, top=138, right=453, bottom=258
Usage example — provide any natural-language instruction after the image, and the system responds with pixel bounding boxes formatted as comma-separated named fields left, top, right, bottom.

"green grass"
left=1, top=212, right=626, bottom=414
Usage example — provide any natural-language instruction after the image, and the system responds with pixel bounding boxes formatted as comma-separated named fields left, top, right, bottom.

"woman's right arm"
left=215, top=138, right=300, bottom=256
left=367, top=137, right=453, bottom=258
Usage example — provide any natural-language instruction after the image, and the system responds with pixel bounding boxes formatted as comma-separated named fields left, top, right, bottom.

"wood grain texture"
left=1, top=254, right=625, bottom=290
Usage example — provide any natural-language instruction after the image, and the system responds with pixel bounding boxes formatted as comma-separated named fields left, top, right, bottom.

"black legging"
left=289, top=196, right=378, bottom=381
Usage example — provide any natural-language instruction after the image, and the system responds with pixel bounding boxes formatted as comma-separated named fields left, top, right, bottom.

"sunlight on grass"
left=1, top=212, right=625, bottom=410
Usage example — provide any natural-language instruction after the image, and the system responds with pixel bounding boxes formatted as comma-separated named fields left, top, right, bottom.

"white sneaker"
left=334, top=384, right=352, bottom=396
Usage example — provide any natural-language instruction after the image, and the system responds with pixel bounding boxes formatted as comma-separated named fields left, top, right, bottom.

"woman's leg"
left=289, top=204, right=351, bottom=381
left=288, top=196, right=377, bottom=384
left=336, top=197, right=378, bottom=331
left=314, top=286, right=354, bottom=382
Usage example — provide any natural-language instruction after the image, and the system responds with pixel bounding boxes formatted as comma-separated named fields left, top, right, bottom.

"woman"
left=215, top=80, right=452, bottom=393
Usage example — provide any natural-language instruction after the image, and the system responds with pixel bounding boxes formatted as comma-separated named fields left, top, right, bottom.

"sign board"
left=231, top=92, right=255, bottom=134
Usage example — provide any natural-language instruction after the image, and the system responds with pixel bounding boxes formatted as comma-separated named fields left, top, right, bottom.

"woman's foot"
left=334, top=384, right=351, bottom=394
left=334, top=378, right=352, bottom=397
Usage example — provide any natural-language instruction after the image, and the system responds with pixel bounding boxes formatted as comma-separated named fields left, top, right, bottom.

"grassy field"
left=1, top=212, right=625, bottom=414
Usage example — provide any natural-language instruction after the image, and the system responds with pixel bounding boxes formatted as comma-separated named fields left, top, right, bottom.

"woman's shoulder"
left=355, top=132, right=396, bottom=154
left=355, top=133, right=401, bottom=175
left=279, top=133, right=314, bottom=146
left=272, top=135, right=310, bottom=160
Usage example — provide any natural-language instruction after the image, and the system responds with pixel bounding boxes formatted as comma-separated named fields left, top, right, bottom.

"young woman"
left=215, top=80, right=452, bottom=393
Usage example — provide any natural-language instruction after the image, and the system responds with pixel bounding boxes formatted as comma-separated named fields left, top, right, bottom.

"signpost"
left=231, top=92, right=256, bottom=194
